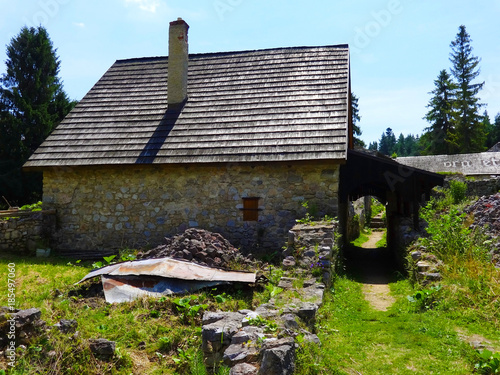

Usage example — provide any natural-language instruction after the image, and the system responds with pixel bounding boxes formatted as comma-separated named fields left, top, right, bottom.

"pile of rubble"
left=466, top=193, right=500, bottom=235
left=137, top=228, right=258, bottom=270
left=466, top=193, right=500, bottom=267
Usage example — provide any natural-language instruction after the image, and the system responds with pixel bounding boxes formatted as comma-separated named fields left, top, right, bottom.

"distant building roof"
left=397, top=151, right=500, bottom=176
left=25, top=45, right=350, bottom=168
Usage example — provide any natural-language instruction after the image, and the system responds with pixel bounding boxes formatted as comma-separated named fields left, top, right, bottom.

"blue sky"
left=1, top=0, right=499, bottom=145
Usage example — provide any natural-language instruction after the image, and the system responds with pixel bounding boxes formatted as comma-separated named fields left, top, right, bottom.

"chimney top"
left=170, top=17, right=188, bottom=27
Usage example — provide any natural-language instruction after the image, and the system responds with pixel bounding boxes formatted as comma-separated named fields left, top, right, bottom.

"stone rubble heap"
left=138, top=228, right=258, bottom=270
left=465, top=193, right=500, bottom=267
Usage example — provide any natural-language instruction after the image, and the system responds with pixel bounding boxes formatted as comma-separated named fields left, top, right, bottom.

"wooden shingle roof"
left=25, top=45, right=350, bottom=168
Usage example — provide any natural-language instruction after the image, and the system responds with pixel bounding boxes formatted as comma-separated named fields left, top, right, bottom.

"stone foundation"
left=42, top=162, right=340, bottom=255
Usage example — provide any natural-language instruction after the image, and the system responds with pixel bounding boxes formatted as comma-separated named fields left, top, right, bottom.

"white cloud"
left=73, top=22, right=85, bottom=28
left=124, top=0, right=160, bottom=13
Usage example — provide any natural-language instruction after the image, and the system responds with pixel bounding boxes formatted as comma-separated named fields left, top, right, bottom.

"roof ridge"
left=115, top=44, right=349, bottom=64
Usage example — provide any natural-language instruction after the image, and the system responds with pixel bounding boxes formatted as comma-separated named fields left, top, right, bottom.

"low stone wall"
left=202, top=221, right=338, bottom=374
left=42, top=162, right=340, bottom=255
left=0, top=212, right=55, bottom=254
left=446, top=176, right=500, bottom=198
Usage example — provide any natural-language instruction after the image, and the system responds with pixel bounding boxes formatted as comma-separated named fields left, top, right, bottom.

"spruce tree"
left=448, top=25, right=485, bottom=153
left=368, top=141, right=378, bottom=151
left=378, top=128, right=396, bottom=156
left=351, top=93, right=365, bottom=148
left=0, top=26, right=75, bottom=205
left=422, top=69, right=457, bottom=155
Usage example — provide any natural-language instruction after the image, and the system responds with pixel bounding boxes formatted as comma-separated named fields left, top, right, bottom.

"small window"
left=242, top=197, right=260, bottom=221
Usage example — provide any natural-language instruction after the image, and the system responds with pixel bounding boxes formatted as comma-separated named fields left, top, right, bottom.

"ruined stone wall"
left=443, top=176, right=500, bottom=198
left=43, top=162, right=340, bottom=254
left=0, top=212, right=55, bottom=253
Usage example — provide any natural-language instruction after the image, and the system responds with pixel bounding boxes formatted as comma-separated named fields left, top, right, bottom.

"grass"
left=296, top=277, right=496, bottom=375
left=350, top=228, right=370, bottom=247
left=375, top=230, right=387, bottom=248
left=0, top=255, right=254, bottom=374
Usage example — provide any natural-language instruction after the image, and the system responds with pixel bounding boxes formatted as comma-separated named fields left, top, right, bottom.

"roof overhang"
left=340, top=149, right=444, bottom=204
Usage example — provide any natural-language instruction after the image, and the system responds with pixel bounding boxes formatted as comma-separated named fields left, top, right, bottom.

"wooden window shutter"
left=242, top=197, right=260, bottom=221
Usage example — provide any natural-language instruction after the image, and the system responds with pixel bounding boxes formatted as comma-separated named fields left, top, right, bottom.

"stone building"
left=24, top=19, right=443, bottom=256
left=24, top=19, right=351, bottom=254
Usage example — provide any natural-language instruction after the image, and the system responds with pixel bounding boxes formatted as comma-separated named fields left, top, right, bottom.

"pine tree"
left=378, top=128, right=396, bottom=156
left=422, top=70, right=457, bottom=155
left=368, top=141, right=378, bottom=151
left=448, top=25, right=485, bottom=153
left=0, top=26, right=75, bottom=205
left=351, top=93, right=365, bottom=148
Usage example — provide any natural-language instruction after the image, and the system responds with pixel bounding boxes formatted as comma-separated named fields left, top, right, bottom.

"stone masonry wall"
left=43, top=162, right=340, bottom=254
left=0, top=212, right=55, bottom=253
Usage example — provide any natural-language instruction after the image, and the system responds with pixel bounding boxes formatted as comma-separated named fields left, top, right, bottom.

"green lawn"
left=296, top=276, right=499, bottom=374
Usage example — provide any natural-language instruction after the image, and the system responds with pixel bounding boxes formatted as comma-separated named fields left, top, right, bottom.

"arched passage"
left=339, top=149, right=444, bottom=273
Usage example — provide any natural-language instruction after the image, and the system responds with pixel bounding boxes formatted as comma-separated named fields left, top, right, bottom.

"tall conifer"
left=448, top=25, right=485, bottom=153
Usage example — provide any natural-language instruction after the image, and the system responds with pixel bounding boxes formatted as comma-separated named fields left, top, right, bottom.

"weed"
left=474, top=349, right=500, bottom=374
left=172, top=296, right=208, bottom=323
left=310, top=262, right=325, bottom=278
left=322, top=215, right=336, bottom=223
left=420, top=203, right=490, bottom=263
left=264, top=283, right=283, bottom=299
left=245, top=315, right=279, bottom=334
left=91, top=255, right=116, bottom=270
left=213, top=292, right=231, bottom=304
left=149, top=309, right=161, bottom=318
left=407, top=285, right=442, bottom=311
left=267, top=265, right=284, bottom=285
left=296, top=201, right=314, bottom=224
left=158, top=336, right=173, bottom=351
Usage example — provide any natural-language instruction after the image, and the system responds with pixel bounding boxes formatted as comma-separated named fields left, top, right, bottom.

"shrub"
left=420, top=203, right=489, bottom=263
left=449, top=179, right=467, bottom=204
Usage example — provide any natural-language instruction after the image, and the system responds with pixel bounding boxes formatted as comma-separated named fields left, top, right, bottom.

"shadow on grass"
left=342, top=243, right=402, bottom=285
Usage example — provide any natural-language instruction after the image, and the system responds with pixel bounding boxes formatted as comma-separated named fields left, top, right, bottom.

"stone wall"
left=202, top=221, right=339, bottom=374
left=0, top=212, right=55, bottom=253
left=43, top=162, right=340, bottom=255
left=443, top=176, right=500, bottom=198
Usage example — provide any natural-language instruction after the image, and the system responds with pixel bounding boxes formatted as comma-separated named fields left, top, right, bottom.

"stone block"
left=89, top=338, right=115, bottom=360
left=230, top=363, right=258, bottom=375
left=259, top=337, right=295, bottom=375
left=223, top=343, right=259, bottom=366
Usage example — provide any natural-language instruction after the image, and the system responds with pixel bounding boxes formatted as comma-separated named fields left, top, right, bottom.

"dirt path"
left=345, top=230, right=396, bottom=311
left=360, top=231, right=395, bottom=311
left=362, top=230, right=384, bottom=249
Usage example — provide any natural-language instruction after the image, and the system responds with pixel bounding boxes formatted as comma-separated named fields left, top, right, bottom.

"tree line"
left=364, top=25, right=500, bottom=157
left=0, top=26, right=75, bottom=208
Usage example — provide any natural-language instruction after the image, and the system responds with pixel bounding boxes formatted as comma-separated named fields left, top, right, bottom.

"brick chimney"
left=168, top=18, right=189, bottom=109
